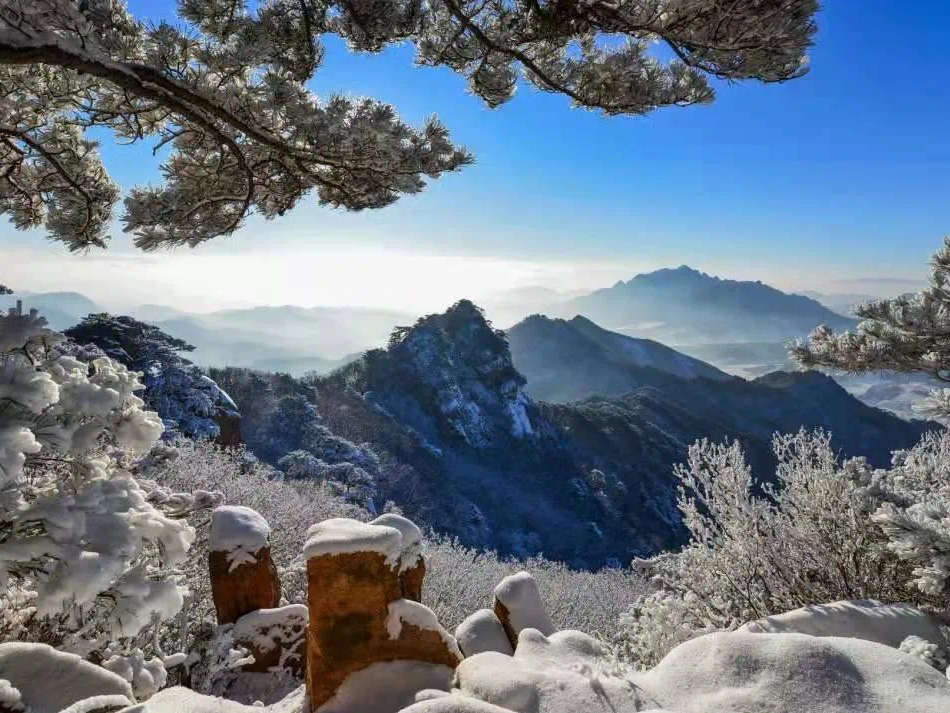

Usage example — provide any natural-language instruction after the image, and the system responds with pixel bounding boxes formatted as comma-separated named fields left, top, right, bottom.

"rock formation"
left=492, top=571, right=554, bottom=650
left=209, top=506, right=280, bottom=625
left=302, top=517, right=461, bottom=711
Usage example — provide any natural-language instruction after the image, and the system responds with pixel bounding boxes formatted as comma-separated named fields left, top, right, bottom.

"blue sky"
left=2, top=0, right=948, bottom=310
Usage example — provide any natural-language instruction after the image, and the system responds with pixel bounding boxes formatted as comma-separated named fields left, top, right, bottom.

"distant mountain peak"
left=562, top=265, right=856, bottom=345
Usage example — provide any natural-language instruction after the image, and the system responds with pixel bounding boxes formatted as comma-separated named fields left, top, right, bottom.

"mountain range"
left=237, top=301, right=932, bottom=568
left=1, top=291, right=410, bottom=376
left=554, top=265, right=857, bottom=345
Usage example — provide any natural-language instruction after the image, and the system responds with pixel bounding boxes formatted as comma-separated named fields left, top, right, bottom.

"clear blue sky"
left=2, top=0, right=948, bottom=310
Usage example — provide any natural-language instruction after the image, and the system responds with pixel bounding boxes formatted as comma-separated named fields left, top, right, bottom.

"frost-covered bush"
left=615, top=429, right=937, bottom=668
left=0, top=305, right=214, bottom=685
left=423, top=536, right=644, bottom=635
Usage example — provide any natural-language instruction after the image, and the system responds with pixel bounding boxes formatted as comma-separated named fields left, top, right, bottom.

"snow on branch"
left=1, top=0, right=817, bottom=250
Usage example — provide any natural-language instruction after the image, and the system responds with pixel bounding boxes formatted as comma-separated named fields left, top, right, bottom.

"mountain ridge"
left=558, top=265, right=857, bottom=345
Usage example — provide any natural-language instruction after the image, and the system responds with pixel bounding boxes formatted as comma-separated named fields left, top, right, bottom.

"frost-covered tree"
left=1, top=0, right=817, bottom=250
left=63, top=314, right=239, bottom=441
left=0, top=303, right=222, bottom=678
left=791, top=236, right=950, bottom=421
left=791, top=238, right=950, bottom=612
left=615, top=430, right=941, bottom=668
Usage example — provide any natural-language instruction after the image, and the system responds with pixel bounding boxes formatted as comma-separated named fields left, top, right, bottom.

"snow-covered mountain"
left=558, top=265, right=856, bottom=345
left=267, top=301, right=932, bottom=567
left=508, top=314, right=730, bottom=401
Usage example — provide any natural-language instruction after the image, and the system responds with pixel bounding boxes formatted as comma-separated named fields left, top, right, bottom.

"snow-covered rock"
left=318, top=661, right=454, bottom=713
left=229, top=605, right=309, bottom=675
left=492, top=571, right=554, bottom=647
left=211, top=506, right=272, bottom=570
left=303, top=518, right=404, bottom=565
left=402, top=626, right=950, bottom=713
left=0, top=643, right=133, bottom=713
left=637, top=630, right=950, bottom=713
left=455, top=609, right=514, bottom=657
left=739, top=599, right=950, bottom=650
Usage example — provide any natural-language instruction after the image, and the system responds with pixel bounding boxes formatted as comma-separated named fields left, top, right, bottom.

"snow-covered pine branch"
left=1, top=0, right=817, bottom=250
left=790, top=236, right=950, bottom=419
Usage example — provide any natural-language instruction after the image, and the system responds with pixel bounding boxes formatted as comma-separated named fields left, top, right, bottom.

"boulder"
left=230, top=604, right=308, bottom=676
left=302, top=518, right=461, bottom=711
left=209, top=506, right=280, bottom=624
left=492, top=571, right=554, bottom=650
left=0, top=643, right=134, bottom=713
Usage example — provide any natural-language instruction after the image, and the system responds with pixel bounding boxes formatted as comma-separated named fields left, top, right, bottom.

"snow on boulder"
left=400, top=627, right=950, bottom=713
left=403, top=629, right=657, bottom=713
left=635, top=630, right=950, bottom=713
left=0, top=643, right=133, bottom=713
left=209, top=506, right=280, bottom=624
left=492, top=571, right=554, bottom=649
left=318, top=661, right=454, bottom=713
left=371, top=513, right=426, bottom=600
left=387, top=600, right=463, bottom=660
left=116, top=684, right=307, bottom=713
left=455, top=609, right=514, bottom=657
left=739, top=599, right=950, bottom=650
left=211, top=505, right=272, bottom=569
left=303, top=518, right=404, bottom=566
left=229, top=604, right=309, bottom=676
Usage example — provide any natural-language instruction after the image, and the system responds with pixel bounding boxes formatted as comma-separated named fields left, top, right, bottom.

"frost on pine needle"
left=0, top=0, right=816, bottom=251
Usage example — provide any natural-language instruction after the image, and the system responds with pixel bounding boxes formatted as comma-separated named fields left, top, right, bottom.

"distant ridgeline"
left=559, top=265, right=857, bottom=345
left=211, top=300, right=927, bottom=569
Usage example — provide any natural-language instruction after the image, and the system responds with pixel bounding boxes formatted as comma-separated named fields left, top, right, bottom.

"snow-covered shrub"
left=615, top=429, right=934, bottom=668
left=0, top=305, right=211, bottom=676
left=899, top=635, right=949, bottom=673
left=423, top=535, right=644, bottom=635
left=871, top=430, right=950, bottom=601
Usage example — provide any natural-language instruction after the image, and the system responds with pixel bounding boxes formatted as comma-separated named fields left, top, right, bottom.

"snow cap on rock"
left=210, top=505, right=271, bottom=570
left=304, top=517, right=404, bottom=566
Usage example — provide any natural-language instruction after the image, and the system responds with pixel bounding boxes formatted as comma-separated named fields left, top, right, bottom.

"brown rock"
left=209, top=546, right=281, bottom=625
left=303, top=519, right=461, bottom=711
left=493, top=598, right=519, bottom=651
left=400, top=556, right=426, bottom=602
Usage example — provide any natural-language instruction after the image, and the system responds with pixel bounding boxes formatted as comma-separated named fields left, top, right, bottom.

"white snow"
left=404, top=629, right=648, bottom=713
left=211, top=506, right=272, bottom=570
left=0, top=642, right=133, bottom=713
left=102, top=648, right=168, bottom=700
left=303, top=518, right=404, bottom=566
left=116, top=684, right=308, bottom=713
left=402, top=626, right=950, bottom=713
left=492, top=571, right=554, bottom=636
left=454, top=609, right=513, bottom=657
left=636, top=630, right=950, bottom=713
left=386, top=599, right=462, bottom=660
left=739, top=599, right=950, bottom=649
left=0, top=680, right=25, bottom=712
left=316, top=661, right=454, bottom=713
left=371, top=513, right=424, bottom=571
